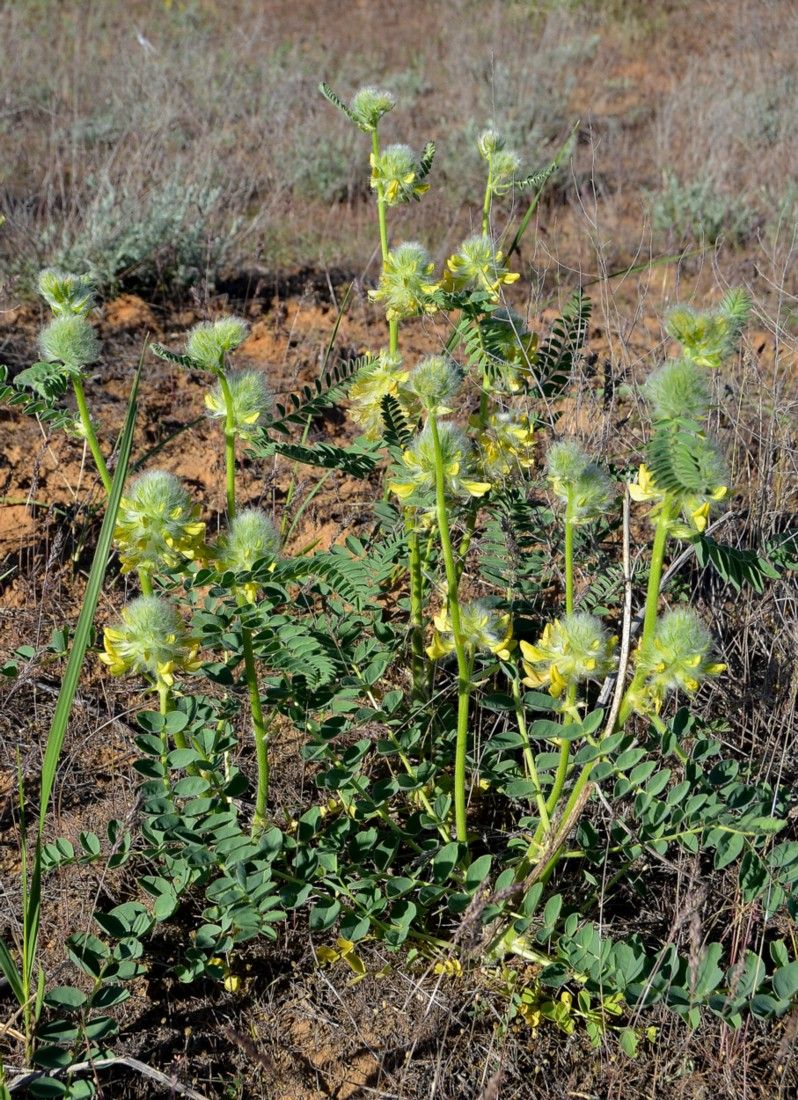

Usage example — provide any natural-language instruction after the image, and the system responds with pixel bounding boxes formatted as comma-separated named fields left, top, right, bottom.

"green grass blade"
left=37, top=362, right=140, bottom=832
left=0, top=939, right=24, bottom=1005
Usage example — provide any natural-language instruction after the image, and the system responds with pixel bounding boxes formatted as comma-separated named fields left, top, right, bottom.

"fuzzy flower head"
left=186, top=317, right=249, bottom=371
left=477, top=129, right=506, bottom=159
left=642, top=359, right=711, bottom=424
left=215, top=508, right=281, bottom=602
left=101, top=596, right=201, bottom=687
left=427, top=600, right=514, bottom=662
left=665, top=289, right=751, bottom=370
left=38, top=315, right=100, bottom=374
left=38, top=269, right=94, bottom=317
left=475, top=410, right=535, bottom=479
left=442, top=235, right=519, bottom=298
left=546, top=441, right=615, bottom=525
left=347, top=351, right=409, bottom=439
left=628, top=608, right=725, bottom=715
left=520, top=613, right=617, bottom=701
left=114, top=470, right=205, bottom=575
left=349, top=86, right=395, bottom=131
left=204, top=370, right=270, bottom=439
left=389, top=422, right=491, bottom=504
left=370, top=144, right=429, bottom=206
left=400, top=356, right=461, bottom=418
left=369, top=242, right=440, bottom=322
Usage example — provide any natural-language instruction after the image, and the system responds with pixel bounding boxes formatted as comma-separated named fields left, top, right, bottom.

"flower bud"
left=114, top=470, right=206, bottom=575
left=665, top=288, right=750, bottom=369
left=477, top=128, right=506, bottom=159
left=186, top=317, right=249, bottom=371
left=400, top=355, right=461, bottom=418
left=642, top=359, right=711, bottom=423
left=38, top=269, right=94, bottom=317
left=546, top=441, right=615, bottom=524
left=204, top=370, right=270, bottom=438
left=101, top=596, right=201, bottom=687
left=38, top=315, right=100, bottom=373
left=349, top=86, right=395, bottom=131
left=215, top=508, right=281, bottom=602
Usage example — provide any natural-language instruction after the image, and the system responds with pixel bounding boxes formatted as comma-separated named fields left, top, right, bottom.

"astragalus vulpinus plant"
left=2, top=83, right=798, bottom=1094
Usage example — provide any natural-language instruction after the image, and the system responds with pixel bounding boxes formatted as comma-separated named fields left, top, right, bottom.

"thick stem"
left=72, top=376, right=111, bottom=494
left=216, top=370, right=237, bottom=520
left=618, top=499, right=674, bottom=726
left=372, top=129, right=390, bottom=265
left=429, top=416, right=472, bottom=847
left=406, top=519, right=427, bottom=700
left=545, top=512, right=577, bottom=817
left=138, top=570, right=153, bottom=597
left=512, top=676, right=550, bottom=830
left=242, top=618, right=270, bottom=834
left=481, top=163, right=492, bottom=237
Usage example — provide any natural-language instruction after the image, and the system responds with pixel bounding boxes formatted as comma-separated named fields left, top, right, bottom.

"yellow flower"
left=388, top=423, right=491, bottom=504
left=114, top=470, right=206, bottom=576
left=442, top=235, right=520, bottom=299
left=205, top=370, right=270, bottom=439
left=215, top=509, right=281, bottom=603
left=520, top=614, right=616, bottom=701
left=101, top=597, right=201, bottom=688
left=627, top=463, right=663, bottom=505
left=369, top=242, right=440, bottom=322
left=627, top=608, right=725, bottom=715
left=370, top=144, right=429, bottom=206
left=476, top=410, right=535, bottom=478
left=427, top=601, right=515, bottom=662
left=348, top=351, right=409, bottom=438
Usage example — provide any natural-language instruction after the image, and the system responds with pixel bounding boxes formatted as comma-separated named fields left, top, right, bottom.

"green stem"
left=72, top=376, right=111, bottom=494
left=482, top=163, right=492, bottom=237
left=429, top=415, right=472, bottom=847
left=241, top=616, right=270, bottom=835
left=512, top=677, right=549, bottom=830
left=216, top=370, right=237, bottom=520
left=618, top=498, right=674, bottom=725
left=407, top=518, right=426, bottom=700
left=545, top=512, right=577, bottom=817
left=372, top=129, right=389, bottom=265
left=138, top=570, right=153, bottom=597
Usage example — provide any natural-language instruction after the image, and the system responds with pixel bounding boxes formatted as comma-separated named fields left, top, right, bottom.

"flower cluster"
left=477, top=128, right=521, bottom=196
left=370, top=144, right=429, bottom=206
left=347, top=351, right=409, bottom=438
left=476, top=410, right=535, bottom=478
left=520, top=613, right=616, bottom=701
left=626, top=608, right=725, bottom=715
left=114, top=470, right=206, bottom=575
left=38, top=269, right=94, bottom=317
left=427, top=600, right=514, bottom=661
left=400, top=356, right=461, bottom=418
left=101, top=596, right=201, bottom=687
left=642, top=359, right=711, bottom=423
left=215, top=508, right=281, bottom=602
left=39, top=315, right=100, bottom=374
left=349, top=86, right=395, bottom=131
left=186, top=317, right=249, bottom=371
left=389, top=422, right=490, bottom=503
left=205, top=370, right=270, bottom=438
left=665, top=288, right=751, bottom=370
left=442, top=235, right=519, bottom=298
left=546, top=440, right=615, bottom=524
left=369, top=242, right=439, bottom=321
